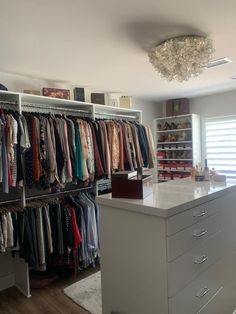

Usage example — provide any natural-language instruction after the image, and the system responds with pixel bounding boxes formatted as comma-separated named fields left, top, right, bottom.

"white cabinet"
left=154, top=114, right=201, bottom=183
left=97, top=181, right=236, bottom=314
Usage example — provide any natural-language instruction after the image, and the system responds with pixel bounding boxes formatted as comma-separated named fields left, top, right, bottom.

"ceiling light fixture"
left=148, top=35, right=214, bottom=82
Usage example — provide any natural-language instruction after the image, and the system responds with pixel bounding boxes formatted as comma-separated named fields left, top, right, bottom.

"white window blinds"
left=205, top=116, right=236, bottom=177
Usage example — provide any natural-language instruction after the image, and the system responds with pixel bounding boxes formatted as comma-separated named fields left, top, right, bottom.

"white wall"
left=0, top=71, right=106, bottom=103
left=189, top=89, right=236, bottom=162
left=134, top=98, right=162, bottom=130
left=190, top=89, right=236, bottom=117
left=0, top=71, right=162, bottom=131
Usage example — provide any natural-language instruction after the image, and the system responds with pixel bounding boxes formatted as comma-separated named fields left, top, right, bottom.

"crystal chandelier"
left=148, top=35, right=214, bottom=82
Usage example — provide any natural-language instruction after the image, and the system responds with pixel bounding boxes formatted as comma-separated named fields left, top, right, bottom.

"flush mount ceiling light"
left=148, top=35, right=214, bottom=82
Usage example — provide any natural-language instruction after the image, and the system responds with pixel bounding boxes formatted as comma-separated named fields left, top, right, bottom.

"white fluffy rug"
left=64, top=271, right=102, bottom=314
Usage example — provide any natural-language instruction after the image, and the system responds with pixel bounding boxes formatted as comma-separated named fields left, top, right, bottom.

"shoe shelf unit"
left=154, top=114, right=201, bottom=183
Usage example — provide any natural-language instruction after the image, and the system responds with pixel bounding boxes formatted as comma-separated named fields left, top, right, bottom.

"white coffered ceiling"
left=1, top=0, right=236, bottom=101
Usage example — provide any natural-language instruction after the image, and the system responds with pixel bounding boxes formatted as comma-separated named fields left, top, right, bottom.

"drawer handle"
left=193, top=210, right=207, bottom=217
left=194, top=255, right=208, bottom=264
left=195, top=287, right=210, bottom=298
left=193, top=229, right=207, bottom=237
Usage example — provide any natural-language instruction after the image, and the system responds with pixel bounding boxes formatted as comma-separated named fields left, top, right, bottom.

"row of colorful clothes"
left=0, top=110, right=154, bottom=193
left=92, top=119, right=155, bottom=178
left=0, top=192, right=99, bottom=272
left=23, top=114, right=155, bottom=189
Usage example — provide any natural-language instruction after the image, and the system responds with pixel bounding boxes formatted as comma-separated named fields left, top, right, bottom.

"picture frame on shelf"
left=166, top=98, right=189, bottom=116
left=119, top=96, right=132, bottom=109
left=42, top=88, right=70, bottom=100
left=91, top=93, right=105, bottom=105
left=74, top=87, right=85, bottom=102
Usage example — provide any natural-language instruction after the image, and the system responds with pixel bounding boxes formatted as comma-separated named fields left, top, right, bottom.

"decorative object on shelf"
left=109, top=98, right=119, bottom=107
left=24, top=90, right=41, bottom=95
left=166, top=98, right=190, bottom=116
left=74, top=87, right=85, bottom=102
left=148, top=35, right=214, bottom=82
left=119, top=96, right=132, bottom=109
left=91, top=93, right=105, bottom=105
left=0, top=84, right=8, bottom=91
left=42, top=88, right=70, bottom=99
left=107, top=93, right=120, bottom=107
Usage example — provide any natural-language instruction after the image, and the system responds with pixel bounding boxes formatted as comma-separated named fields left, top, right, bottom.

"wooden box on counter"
left=112, top=174, right=153, bottom=199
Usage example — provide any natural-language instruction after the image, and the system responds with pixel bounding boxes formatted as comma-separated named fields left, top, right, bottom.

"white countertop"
left=96, top=178, right=236, bottom=218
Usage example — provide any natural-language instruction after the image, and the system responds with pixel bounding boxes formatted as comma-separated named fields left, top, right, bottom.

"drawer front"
left=167, top=213, right=222, bottom=262
left=169, top=266, right=222, bottom=314
left=168, top=231, right=225, bottom=297
left=198, top=286, right=236, bottom=314
left=167, top=197, right=224, bottom=236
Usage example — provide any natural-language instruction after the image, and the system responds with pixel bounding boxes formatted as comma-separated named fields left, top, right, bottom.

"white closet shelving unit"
left=0, top=90, right=142, bottom=297
left=154, top=114, right=201, bottom=183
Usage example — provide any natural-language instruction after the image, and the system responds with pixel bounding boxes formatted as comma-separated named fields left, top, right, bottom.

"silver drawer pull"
left=195, top=287, right=210, bottom=298
left=193, top=229, right=207, bottom=237
left=193, top=210, right=207, bottom=217
left=194, top=255, right=208, bottom=264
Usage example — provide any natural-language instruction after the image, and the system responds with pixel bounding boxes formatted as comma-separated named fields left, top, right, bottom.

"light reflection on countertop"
left=96, top=178, right=236, bottom=218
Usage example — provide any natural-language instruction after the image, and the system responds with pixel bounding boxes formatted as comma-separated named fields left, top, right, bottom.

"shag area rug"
left=64, top=271, right=102, bottom=314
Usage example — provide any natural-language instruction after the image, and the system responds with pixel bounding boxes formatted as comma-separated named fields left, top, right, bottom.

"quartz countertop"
left=96, top=178, right=236, bottom=218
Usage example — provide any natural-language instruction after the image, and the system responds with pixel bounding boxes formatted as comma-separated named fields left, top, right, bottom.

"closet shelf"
left=157, top=158, right=193, bottom=161
left=155, top=113, right=193, bottom=120
left=157, top=148, right=192, bottom=151
left=157, top=141, right=192, bottom=144
left=156, top=128, right=192, bottom=133
left=157, top=169, right=192, bottom=172
left=0, top=90, right=142, bottom=121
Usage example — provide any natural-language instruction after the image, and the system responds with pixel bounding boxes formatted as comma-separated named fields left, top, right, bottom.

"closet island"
left=97, top=178, right=236, bottom=314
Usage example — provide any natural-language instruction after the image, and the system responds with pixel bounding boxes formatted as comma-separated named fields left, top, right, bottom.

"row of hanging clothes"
left=0, top=110, right=29, bottom=194
left=0, top=192, right=99, bottom=273
left=92, top=119, right=155, bottom=178
left=0, top=109, right=154, bottom=193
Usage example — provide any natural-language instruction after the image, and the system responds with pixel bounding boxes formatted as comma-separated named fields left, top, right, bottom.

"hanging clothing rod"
left=25, top=185, right=94, bottom=201
left=95, top=111, right=138, bottom=119
left=0, top=100, right=18, bottom=105
left=0, top=101, right=18, bottom=110
left=0, top=198, right=22, bottom=206
left=22, top=102, right=91, bottom=114
left=0, top=186, right=94, bottom=206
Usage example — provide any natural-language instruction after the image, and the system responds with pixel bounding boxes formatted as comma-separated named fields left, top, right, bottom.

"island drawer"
left=167, top=213, right=222, bottom=262
left=168, top=231, right=225, bottom=297
left=197, top=286, right=236, bottom=314
left=169, top=267, right=222, bottom=314
left=166, top=197, right=224, bottom=236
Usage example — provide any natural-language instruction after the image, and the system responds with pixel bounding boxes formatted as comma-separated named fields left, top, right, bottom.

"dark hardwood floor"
left=0, top=267, right=99, bottom=314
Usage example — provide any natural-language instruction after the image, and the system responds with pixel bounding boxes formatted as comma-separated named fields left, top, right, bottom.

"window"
left=205, top=116, right=236, bottom=177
